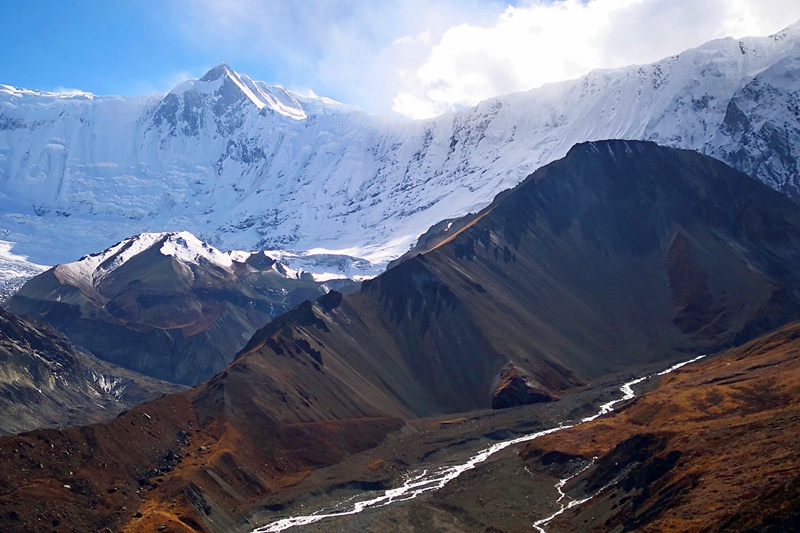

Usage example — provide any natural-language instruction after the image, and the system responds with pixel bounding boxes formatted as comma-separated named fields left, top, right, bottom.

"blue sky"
left=2, top=1, right=800, bottom=118
left=2, top=2, right=192, bottom=94
left=0, top=0, right=499, bottom=101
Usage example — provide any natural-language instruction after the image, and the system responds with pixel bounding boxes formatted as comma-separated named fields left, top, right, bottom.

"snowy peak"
left=0, top=84, right=96, bottom=101
left=52, top=231, right=360, bottom=291
left=199, top=62, right=235, bottom=82
left=2, top=24, right=800, bottom=280
left=7, top=230, right=358, bottom=385
left=772, top=19, right=800, bottom=40
left=160, top=63, right=347, bottom=123
left=158, top=231, right=236, bottom=269
left=54, top=231, right=232, bottom=290
left=52, top=233, right=153, bottom=294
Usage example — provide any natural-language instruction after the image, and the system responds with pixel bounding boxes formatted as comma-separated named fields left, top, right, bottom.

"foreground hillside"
left=296, top=320, right=800, bottom=532
left=1, top=141, right=799, bottom=531
left=521, top=319, right=800, bottom=531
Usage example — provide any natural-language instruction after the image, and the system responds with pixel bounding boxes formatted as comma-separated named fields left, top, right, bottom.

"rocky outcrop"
left=491, top=365, right=558, bottom=409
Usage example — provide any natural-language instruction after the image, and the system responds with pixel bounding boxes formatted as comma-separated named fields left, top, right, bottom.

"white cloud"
left=392, top=0, right=800, bottom=118
left=51, top=87, right=94, bottom=97
left=168, top=0, right=497, bottom=111
left=165, top=0, right=800, bottom=119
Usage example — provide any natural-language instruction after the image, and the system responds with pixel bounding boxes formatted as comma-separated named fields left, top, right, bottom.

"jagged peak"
left=162, top=63, right=356, bottom=119
left=199, top=62, right=234, bottom=82
left=163, top=63, right=311, bottom=119
left=55, top=231, right=317, bottom=289
left=54, top=231, right=232, bottom=286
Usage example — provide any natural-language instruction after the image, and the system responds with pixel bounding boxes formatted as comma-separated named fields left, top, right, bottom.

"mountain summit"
left=198, top=62, right=234, bottom=82
left=6, top=232, right=341, bottom=385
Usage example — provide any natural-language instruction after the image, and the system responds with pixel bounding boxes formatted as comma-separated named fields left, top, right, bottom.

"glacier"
left=1, top=23, right=799, bottom=278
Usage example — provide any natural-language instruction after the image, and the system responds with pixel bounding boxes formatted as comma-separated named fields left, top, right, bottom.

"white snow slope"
left=1, top=25, right=799, bottom=276
left=55, top=230, right=352, bottom=292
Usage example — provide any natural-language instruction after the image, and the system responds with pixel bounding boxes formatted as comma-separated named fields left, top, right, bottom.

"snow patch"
left=159, top=231, right=234, bottom=269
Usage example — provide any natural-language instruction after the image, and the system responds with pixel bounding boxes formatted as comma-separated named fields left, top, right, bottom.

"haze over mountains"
left=1, top=22, right=799, bottom=278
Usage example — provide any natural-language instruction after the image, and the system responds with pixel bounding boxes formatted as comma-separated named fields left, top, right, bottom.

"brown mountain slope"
left=519, top=318, right=800, bottom=532
left=2, top=141, right=800, bottom=531
left=306, top=320, right=800, bottom=532
left=223, top=139, right=800, bottom=421
left=0, top=388, right=401, bottom=533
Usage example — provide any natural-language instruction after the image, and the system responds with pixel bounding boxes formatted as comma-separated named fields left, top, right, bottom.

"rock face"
left=1, top=24, right=800, bottom=273
left=0, top=307, right=183, bottom=435
left=2, top=141, right=800, bottom=531
left=6, top=231, right=342, bottom=385
left=713, top=47, right=800, bottom=196
left=491, top=365, right=558, bottom=409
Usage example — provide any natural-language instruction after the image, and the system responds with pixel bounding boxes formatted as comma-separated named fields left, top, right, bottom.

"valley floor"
left=243, top=326, right=800, bottom=533
left=242, top=364, right=672, bottom=533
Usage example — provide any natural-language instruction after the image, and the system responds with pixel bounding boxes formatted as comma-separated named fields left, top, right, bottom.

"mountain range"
left=2, top=140, right=800, bottom=531
left=1, top=21, right=800, bottom=533
left=0, top=22, right=799, bottom=278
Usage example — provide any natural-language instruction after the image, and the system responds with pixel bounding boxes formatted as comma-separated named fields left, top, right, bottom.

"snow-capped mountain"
left=1, top=23, right=799, bottom=275
left=6, top=231, right=352, bottom=384
left=58, top=230, right=291, bottom=288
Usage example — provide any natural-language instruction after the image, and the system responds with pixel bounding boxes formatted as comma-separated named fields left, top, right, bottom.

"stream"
left=254, top=355, right=706, bottom=532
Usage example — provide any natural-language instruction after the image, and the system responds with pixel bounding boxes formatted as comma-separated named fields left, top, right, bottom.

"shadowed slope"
left=0, top=307, right=183, bottom=435
left=227, top=140, right=800, bottom=421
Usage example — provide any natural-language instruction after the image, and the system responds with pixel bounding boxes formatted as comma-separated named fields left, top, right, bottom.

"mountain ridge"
left=226, top=139, right=800, bottom=420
